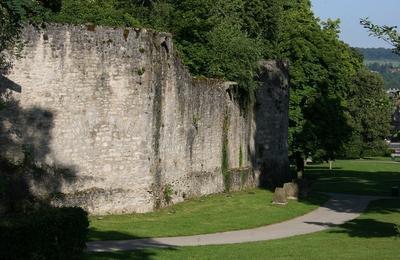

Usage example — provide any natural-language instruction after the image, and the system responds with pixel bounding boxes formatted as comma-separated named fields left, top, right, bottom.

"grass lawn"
left=307, top=159, right=400, bottom=196
left=89, top=158, right=400, bottom=242
left=86, top=198, right=400, bottom=259
left=87, top=159, right=400, bottom=259
left=89, top=189, right=327, bottom=241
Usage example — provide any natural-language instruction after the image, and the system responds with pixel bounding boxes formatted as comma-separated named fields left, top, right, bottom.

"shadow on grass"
left=86, top=230, right=177, bottom=260
left=296, top=192, right=330, bottom=207
left=304, top=219, right=398, bottom=238
left=86, top=250, right=157, bottom=260
left=305, top=166, right=343, bottom=170
left=331, top=218, right=399, bottom=238
left=305, top=167, right=400, bottom=196
left=363, top=199, right=400, bottom=215
left=307, top=199, right=400, bottom=239
left=89, top=228, right=145, bottom=241
left=86, top=250, right=162, bottom=260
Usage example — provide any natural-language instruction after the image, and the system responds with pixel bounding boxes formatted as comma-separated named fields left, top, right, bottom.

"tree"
left=0, top=0, right=53, bottom=73
left=342, top=69, right=392, bottom=158
left=361, top=18, right=400, bottom=55
left=0, top=0, right=26, bottom=72
left=274, top=0, right=365, bottom=172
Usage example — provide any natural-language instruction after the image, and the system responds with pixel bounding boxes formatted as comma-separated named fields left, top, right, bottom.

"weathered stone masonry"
left=0, top=24, right=289, bottom=214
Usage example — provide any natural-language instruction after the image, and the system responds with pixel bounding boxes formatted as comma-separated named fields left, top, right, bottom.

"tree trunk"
left=295, top=153, right=305, bottom=178
left=329, top=160, right=333, bottom=170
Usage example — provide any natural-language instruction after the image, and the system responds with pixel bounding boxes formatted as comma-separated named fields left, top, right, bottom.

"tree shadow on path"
left=306, top=199, right=400, bottom=239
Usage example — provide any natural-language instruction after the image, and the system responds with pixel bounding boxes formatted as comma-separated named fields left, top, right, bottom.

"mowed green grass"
left=89, top=189, right=327, bottom=241
left=307, top=159, right=400, bottom=196
left=86, top=199, right=400, bottom=260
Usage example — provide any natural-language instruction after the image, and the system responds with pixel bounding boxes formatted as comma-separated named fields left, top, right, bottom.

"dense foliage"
left=1, top=0, right=393, bottom=173
left=342, top=69, right=392, bottom=158
left=47, top=0, right=267, bottom=94
left=0, top=0, right=28, bottom=72
left=0, top=207, right=88, bottom=260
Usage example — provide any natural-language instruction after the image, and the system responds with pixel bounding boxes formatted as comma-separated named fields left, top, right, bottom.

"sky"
left=311, top=0, right=400, bottom=48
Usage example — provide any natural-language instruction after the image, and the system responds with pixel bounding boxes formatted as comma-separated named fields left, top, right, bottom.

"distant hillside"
left=356, top=48, right=400, bottom=89
left=356, top=48, right=400, bottom=64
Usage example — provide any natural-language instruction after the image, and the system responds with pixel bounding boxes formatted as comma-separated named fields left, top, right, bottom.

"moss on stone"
left=221, top=112, right=230, bottom=192
left=123, top=29, right=129, bottom=41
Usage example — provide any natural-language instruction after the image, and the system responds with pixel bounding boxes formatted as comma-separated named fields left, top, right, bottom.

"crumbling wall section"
left=0, top=24, right=266, bottom=214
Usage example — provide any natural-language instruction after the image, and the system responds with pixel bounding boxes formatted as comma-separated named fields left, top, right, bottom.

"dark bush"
left=38, top=0, right=62, bottom=12
left=0, top=207, right=88, bottom=260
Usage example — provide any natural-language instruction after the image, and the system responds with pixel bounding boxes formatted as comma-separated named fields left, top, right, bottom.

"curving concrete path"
left=87, top=193, right=391, bottom=252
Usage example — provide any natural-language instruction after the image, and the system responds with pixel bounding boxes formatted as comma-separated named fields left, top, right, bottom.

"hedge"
left=0, top=207, right=88, bottom=260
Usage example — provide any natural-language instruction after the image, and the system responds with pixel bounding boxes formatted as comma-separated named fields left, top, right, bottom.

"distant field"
left=364, top=60, right=400, bottom=66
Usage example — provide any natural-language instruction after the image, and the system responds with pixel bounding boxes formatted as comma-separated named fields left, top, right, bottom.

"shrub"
left=163, top=184, right=174, bottom=205
left=0, top=207, right=88, bottom=260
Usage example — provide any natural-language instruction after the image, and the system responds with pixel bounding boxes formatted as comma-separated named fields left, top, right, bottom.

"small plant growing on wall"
left=192, top=114, right=201, bottom=129
left=137, top=67, right=146, bottom=76
left=239, top=144, right=243, bottom=169
left=163, top=184, right=174, bottom=205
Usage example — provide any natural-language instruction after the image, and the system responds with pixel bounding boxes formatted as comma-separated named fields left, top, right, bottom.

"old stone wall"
left=0, top=24, right=288, bottom=214
left=255, top=60, right=291, bottom=187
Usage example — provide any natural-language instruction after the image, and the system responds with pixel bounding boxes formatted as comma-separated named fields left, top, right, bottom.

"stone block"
left=272, top=187, right=288, bottom=205
left=283, top=182, right=299, bottom=200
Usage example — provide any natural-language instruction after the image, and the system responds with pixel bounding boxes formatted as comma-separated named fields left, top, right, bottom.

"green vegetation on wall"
left=221, top=113, right=230, bottom=191
left=239, top=144, right=243, bottom=169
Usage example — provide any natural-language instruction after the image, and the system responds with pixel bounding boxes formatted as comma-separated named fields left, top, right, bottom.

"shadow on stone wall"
left=0, top=75, right=77, bottom=215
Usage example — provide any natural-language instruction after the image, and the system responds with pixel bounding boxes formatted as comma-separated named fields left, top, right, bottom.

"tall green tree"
left=343, top=69, right=392, bottom=158
left=271, top=0, right=364, bottom=171
left=0, top=0, right=54, bottom=73
left=361, top=18, right=400, bottom=55
left=0, top=0, right=29, bottom=72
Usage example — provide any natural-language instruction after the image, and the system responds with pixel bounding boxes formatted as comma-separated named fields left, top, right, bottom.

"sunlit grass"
left=89, top=189, right=327, bottom=241
left=86, top=199, right=400, bottom=259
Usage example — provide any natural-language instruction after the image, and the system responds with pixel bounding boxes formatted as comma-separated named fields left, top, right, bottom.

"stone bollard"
left=272, top=187, right=288, bottom=205
left=283, top=182, right=299, bottom=200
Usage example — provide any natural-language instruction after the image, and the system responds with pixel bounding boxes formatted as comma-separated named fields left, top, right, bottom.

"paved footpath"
left=87, top=193, right=393, bottom=252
